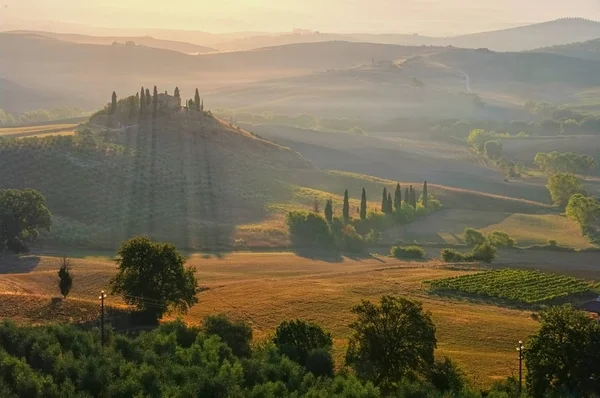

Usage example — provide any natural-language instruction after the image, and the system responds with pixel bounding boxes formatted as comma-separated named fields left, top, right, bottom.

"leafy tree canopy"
left=546, top=173, right=584, bottom=208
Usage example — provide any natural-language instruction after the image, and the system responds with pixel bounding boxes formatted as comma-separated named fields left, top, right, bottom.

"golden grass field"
left=0, top=124, right=78, bottom=138
left=0, top=251, right=552, bottom=388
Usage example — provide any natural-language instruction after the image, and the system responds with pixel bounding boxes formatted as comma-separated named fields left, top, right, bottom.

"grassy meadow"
left=0, top=123, right=78, bottom=138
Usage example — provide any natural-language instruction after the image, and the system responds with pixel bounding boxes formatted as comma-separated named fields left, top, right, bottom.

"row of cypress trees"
left=323, top=181, right=430, bottom=224
left=107, top=86, right=204, bottom=116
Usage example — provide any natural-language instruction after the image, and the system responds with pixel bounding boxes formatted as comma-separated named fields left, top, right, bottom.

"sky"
left=2, top=0, right=600, bottom=36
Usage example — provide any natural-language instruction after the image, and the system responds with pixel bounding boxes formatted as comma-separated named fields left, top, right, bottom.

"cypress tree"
left=110, top=91, right=117, bottom=115
left=360, top=188, right=367, bottom=220
left=387, top=193, right=393, bottom=214
left=139, top=87, right=146, bottom=114
left=200, top=99, right=204, bottom=112
left=405, top=187, right=409, bottom=205
left=195, top=89, right=201, bottom=111
left=324, top=198, right=333, bottom=224
left=145, top=88, right=151, bottom=105
left=128, top=96, right=136, bottom=118
left=409, top=185, right=414, bottom=208
left=174, top=87, right=180, bottom=98
left=381, top=187, right=388, bottom=213
left=343, top=189, right=350, bottom=224
left=394, top=183, right=401, bottom=212
left=152, top=86, right=158, bottom=115
left=423, top=181, right=428, bottom=208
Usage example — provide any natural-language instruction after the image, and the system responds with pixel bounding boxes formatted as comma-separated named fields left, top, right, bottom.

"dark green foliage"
left=343, top=189, right=350, bottom=224
left=404, top=187, right=410, bottom=207
left=57, top=256, right=73, bottom=299
left=345, top=296, right=437, bottom=391
left=152, top=86, right=158, bottom=115
left=110, top=91, right=117, bottom=115
left=360, top=188, right=367, bottom=220
left=324, top=198, right=333, bottom=224
left=470, top=242, right=497, bottom=264
left=387, top=193, right=393, bottom=215
left=394, top=184, right=401, bottom=212
left=145, top=88, right=151, bottom=105
left=139, top=87, right=146, bottom=114
left=331, top=219, right=365, bottom=253
left=440, top=249, right=469, bottom=262
left=203, top=314, right=252, bottom=357
left=487, top=230, right=516, bottom=247
left=0, top=188, right=52, bottom=253
left=547, top=173, right=584, bottom=208
left=111, top=236, right=200, bottom=322
left=422, top=181, right=428, bottom=208
left=463, top=227, right=486, bottom=246
left=390, top=245, right=425, bottom=259
left=273, top=319, right=333, bottom=367
left=484, top=140, right=503, bottom=159
left=194, top=89, right=201, bottom=111
left=381, top=188, right=388, bottom=213
left=305, top=348, right=335, bottom=377
left=428, top=357, right=466, bottom=393
left=524, top=305, right=600, bottom=398
left=174, top=86, right=180, bottom=98
left=286, top=211, right=333, bottom=247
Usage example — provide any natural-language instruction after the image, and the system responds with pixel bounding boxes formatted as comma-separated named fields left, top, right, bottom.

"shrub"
left=203, top=314, right=253, bottom=357
left=273, top=320, right=333, bottom=367
left=441, top=249, right=468, bottom=262
left=487, top=230, right=516, bottom=247
left=390, top=245, right=425, bottom=260
left=463, top=228, right=486, bottom=246
left=286, top=211, right=333, bottom=247
left=428, top=356, right=466, bottom=393
left=305, top=348, right=335, bottom=377
left=471, top=242, right=497, bottom=264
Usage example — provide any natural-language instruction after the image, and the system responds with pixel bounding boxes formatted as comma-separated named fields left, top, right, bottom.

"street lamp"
left=517, top=340, right=525, bottom=392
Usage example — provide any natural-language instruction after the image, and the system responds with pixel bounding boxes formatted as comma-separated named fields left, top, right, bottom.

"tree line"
left=534, top=151, right=597, bottom=175
left=0, top=106, right=88, bottom=127
left=287, top=182, right=441, bottom=251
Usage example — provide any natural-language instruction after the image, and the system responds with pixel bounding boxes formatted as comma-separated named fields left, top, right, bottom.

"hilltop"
left=532, top=37, right=600, bottom=62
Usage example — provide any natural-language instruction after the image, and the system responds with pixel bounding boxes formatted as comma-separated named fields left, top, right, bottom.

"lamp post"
left=99, top=290, right=108, bottom=348
left=517, top=340, right=525, bottom=393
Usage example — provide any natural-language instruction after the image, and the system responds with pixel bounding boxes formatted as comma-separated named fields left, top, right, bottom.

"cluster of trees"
left=466, top=129, right=525, bottom=177
left=0, top=106, right=88, bottom=127
left=0, top=297, right=597, bottom=397
left=287, top=182, right=441, bottom=251
left=534, top=151, right=597, bottom=175
left=525, top=101, right=600, bottom=136
left=546, top=173, right=585, bottom=208
left=0, top=189, right=52, bottom=253
left=440, top=227, right=516, bottom=263
left=566, top=193, right=600, bottom=244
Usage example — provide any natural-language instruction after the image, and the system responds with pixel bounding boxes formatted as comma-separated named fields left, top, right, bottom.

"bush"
left=471, top=242, right=497, bottom=264
left=390, top=245, right=425, bottom=259
left=203, top=314, right=253, bottom=357
left=273, top=320, right=333, bottom=367
left=441, top=249, right=468, bottom=262
left=428, top=356, right=466, bottom=393
left=286, top=211, right=333, bottom=247
left=487, top=231, right=516, bottom=247
left=463, top=228, right=486, bottom=246
left=305, top=348, right=335, bottom=377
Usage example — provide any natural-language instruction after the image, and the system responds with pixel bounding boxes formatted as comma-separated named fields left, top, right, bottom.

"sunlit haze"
left=2, top=0, right=600, bottom=35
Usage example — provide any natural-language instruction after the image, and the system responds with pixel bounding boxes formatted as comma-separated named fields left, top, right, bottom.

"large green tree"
left=524, top=305, right=600, bottom=398
left=345, top=296, right=437, bottom=390
left=0, top=189, right=52, bottom=253
left=57, top=256, right=73, bottom=299
left=381, top=188, right=388, bottom=213
left=394, top=184, right=401, bottom=212
left=360, top=188, right=367, bottom=220
left=547, top=173, right=584, bottom=208
left=566, top=193, right=600, bottom=228
left=111, top=236, right=200, bottom=321
left=324, top=198, right=333, bottom=224
left=273, top=319, right=333, bottom=367
left=342, top=190, right=350, bottom=224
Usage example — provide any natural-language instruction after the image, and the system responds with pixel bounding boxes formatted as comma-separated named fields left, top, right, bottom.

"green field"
left=428, top=269, right=598, bottom=304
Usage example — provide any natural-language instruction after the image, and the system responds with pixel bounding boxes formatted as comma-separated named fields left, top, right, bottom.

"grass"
left=480, top=213, right=594, bottom=249
left=0, top=251, right=542, bottom=388
left=428, top=269, right=598, bottom=305
left=0, top=124, right=78, bottom=138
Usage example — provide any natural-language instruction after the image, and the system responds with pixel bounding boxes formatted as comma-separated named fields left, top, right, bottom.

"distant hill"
left=0, top=77, right=70, bottom=113
left=5, top=31, right=217, bottom=54
left=532, top=38, right=600, bottom=61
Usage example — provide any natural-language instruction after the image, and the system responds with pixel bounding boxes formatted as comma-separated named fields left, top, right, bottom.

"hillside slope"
left=532, top=38, right=600, bottom=62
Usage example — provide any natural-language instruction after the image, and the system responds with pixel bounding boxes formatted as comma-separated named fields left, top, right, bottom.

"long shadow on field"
left=0, top=254, right=41, bottom=274
left=292, top=249, right=384, bottom=263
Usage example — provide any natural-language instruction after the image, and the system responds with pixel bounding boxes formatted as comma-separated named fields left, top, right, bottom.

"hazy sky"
left=2, top=0, right=600, bottom=35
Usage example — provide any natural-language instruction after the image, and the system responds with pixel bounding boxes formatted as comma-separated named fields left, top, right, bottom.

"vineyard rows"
left=428, top=269, right=598, bottom=304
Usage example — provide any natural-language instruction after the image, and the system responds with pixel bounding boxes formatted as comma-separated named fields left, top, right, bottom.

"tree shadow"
left=0, top=254, right=42, bottom=274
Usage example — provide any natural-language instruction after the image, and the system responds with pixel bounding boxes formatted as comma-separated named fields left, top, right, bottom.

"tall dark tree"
left=324, top=198, right=333, bottom=224
left=152, top=86, right=158, bottom=116
left=343, top=190, right=350, bottom=224
left=381, top=188, right=388, bottom=213
left=360, top=188, right=367, bottom=220
left=57, top=256, right=73, bottom=299
left=387, top=193, right=393, bottom=214
left=423, top=181, right=428, bottom=208
left=139, top=87, right=146, bottom=114
left=405, top=187, right=410, bottom=205
left=145, top=88, right=151, bottom=106
left=394, top=184, right=401, bottom=212
left=110, top=91, right=117, bottom=115
left=128, top=95, right=137, bottom=118
left=194, top=89, right=201, bottom=111
left=174, top=87, right=180, bottom=98
left=200, top=99, right=204, bottom=112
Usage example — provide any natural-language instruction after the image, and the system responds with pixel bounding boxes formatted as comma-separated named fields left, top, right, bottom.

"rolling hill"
left=5, top=30, right=217, bottom=54
left=532, top=38, right=600, bottom=62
